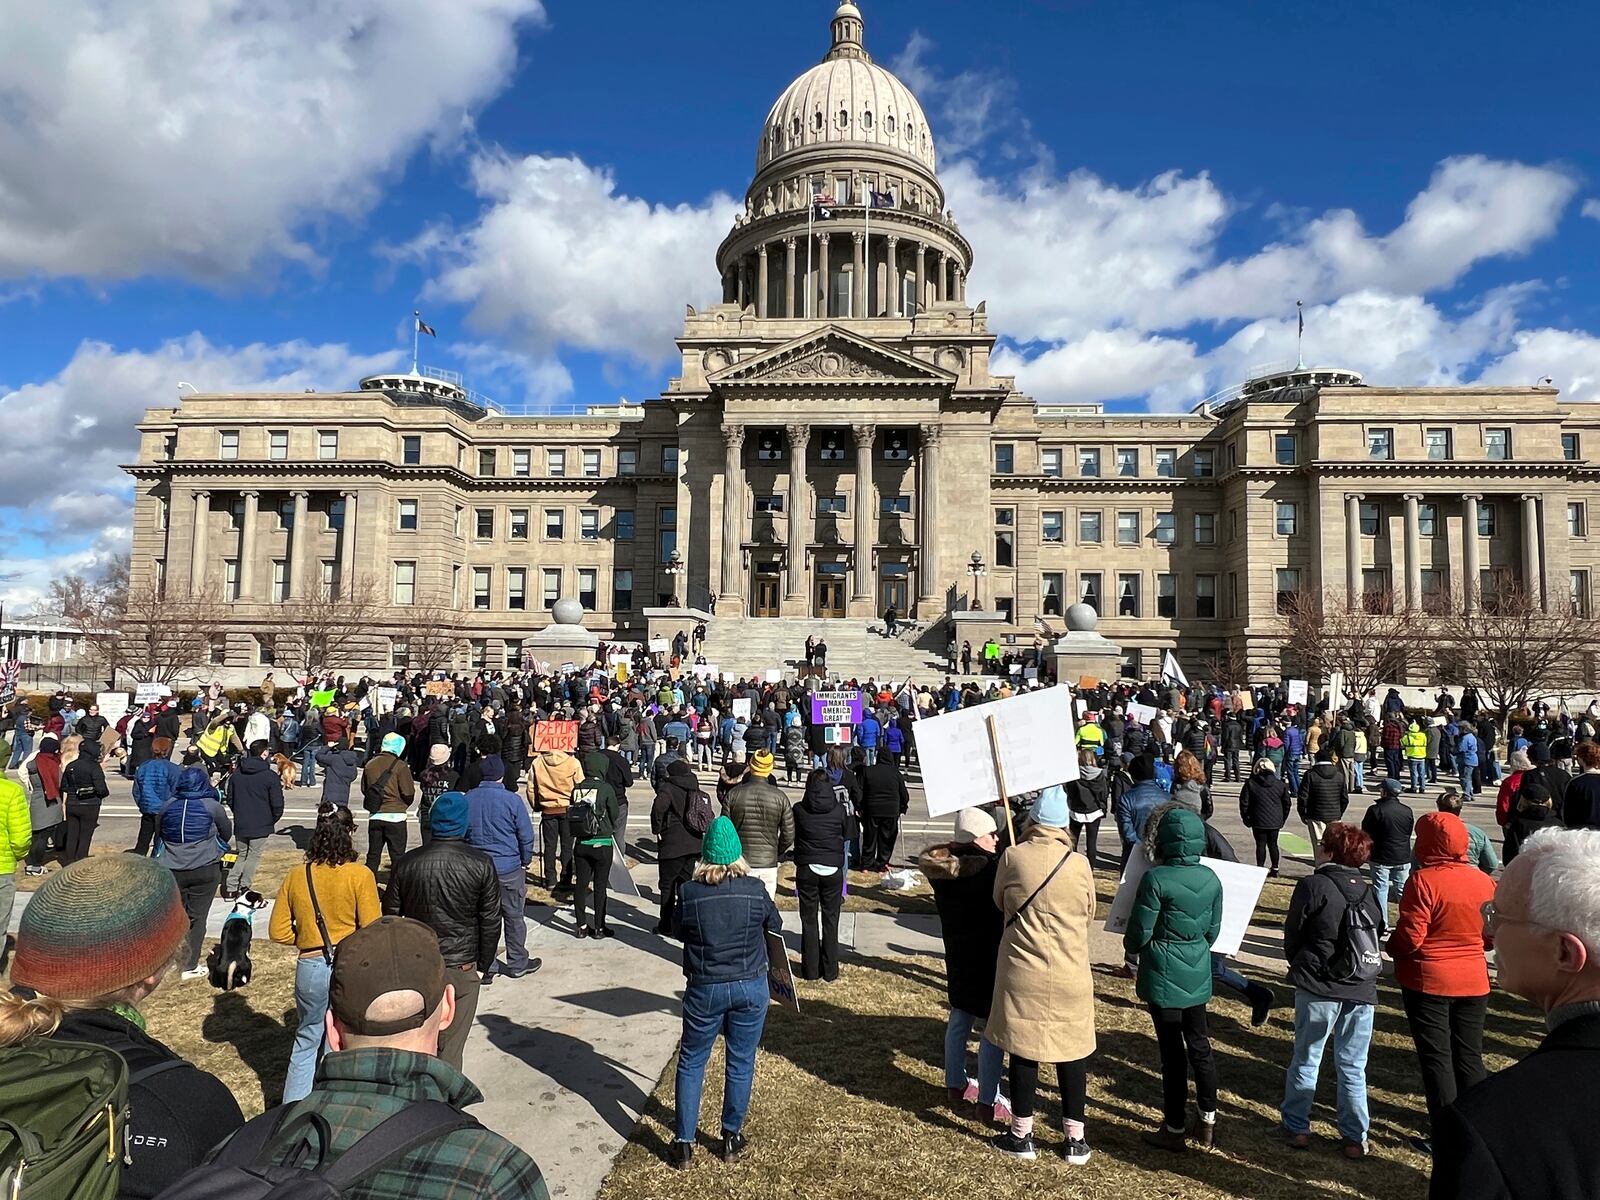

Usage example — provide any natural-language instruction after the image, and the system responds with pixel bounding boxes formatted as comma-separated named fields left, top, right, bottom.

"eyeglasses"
left=1481, top=900, right=1549, bottom=933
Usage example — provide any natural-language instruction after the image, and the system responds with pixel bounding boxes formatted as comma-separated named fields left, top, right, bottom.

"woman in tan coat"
left=985, top=784, right=1098, bottom=1165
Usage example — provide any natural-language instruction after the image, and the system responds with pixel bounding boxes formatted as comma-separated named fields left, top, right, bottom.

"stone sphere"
left=1065, top=602, right=1099, bottom=632
left=552, top=598, right=585, bottom=626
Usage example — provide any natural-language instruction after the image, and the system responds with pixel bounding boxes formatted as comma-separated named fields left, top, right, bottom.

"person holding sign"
left=986, top=786, right=1099, bottom=1164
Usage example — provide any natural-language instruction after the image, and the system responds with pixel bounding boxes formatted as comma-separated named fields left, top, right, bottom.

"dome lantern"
left=828, top=2, right=868, bottom=62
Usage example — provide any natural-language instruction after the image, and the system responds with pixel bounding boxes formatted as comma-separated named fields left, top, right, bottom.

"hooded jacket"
left=464, top=778, right=534, bottom=877
left=570, top=751, right=620, bottom=845
left=1402, top=723, right=1429, bottom=760
left=360, top=751, right=415, bottom=816
left=1388, top=813, right=1495, bottom=996
left=156, top=767, right=232, bottom=871
left=1361, top=791, right=1416, bottom=866
left=858, top=759, right=910, bottom=818
left=724, top=773, right=794, bottom=869
left=226, top=754, right=285, bottom=840
left=1124, top=807, right=1222, bottom=1009
left=1115, top=778, right=1169, bottom=846
left=1297, top=760, right=1349, bottom=824
left=133, top=756, right=183, bottom=816
left=918, top=842, right=1002, bottom=1016
left=1068, top=762, right=1108, bottom=817
left=529, top=750, right=582, bottom=814
left=651, top=758, right=707, bottom=860
left=793, top=774, right=855, bottom=869
left=1238, top=769, right=1292, bottom=830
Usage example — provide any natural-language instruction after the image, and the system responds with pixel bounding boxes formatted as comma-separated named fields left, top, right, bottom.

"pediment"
left=708, top=326, right=956, bottom=387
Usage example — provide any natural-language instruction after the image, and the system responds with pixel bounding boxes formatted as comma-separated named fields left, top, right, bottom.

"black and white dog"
left=207, top=890, right=268, bottom=990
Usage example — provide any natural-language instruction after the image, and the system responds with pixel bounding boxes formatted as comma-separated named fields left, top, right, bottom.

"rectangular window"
left=1228, top=572, right=1240, bottom=619
left=226, top=498, right=244, bottom=532
left=619, top=448, right=638, bottom=475
left=1570, top=502, right=1587, bottom=538
left=1421, top=568, right=1447, bottom=613
left=393, top=561, right=416, bottom=606
left=1195, top=574, right=1217, bottom=619
left=509, top=508, right=529, bottom=540
left=218, top=430, right=240, bottom=460
left=1274, top=433, right=1297, bottom=465
left=1078, top=572, right=1102, bottom=612
left=1362, top=569, right=1393, bottom=612
left=1154, top=448, right=1177, bottom=478
left=1040, top=448, right=1062, bottom=478
left=616, top=510, right=635, bottom=541
left=503, top=640, right=523, bottom=671
left=542, top=568, right=562, bottom=611
left=994, top=444, right=1014, bottom=474
left=1359, top=502, right=1380, bottom=537
left=661, top=446, right=680, bottom=475
left=1120, top=648, right=1141, bottom=680
left=1116, top=447, right=1139, bottom=477
left=1154, top=511, right=1176, bottom=546
left=1485, top=428, right=1511, bottom=461
left=154, top=557, right=167, bottom=598
left=1156, top=573, right=1176, bottom=619
left=1418, top=503, right=1438, bottom=537
left=1192, top=448, right=1215, bottom=477
left=880, top=495, right=911, bottom=515
left=1425, top=428, right=1452, bottom=461
left=1079, top=448, right=1102, bottom=478
left=318, top=430, right=338, bottom=460
left=164, top=434, right=177, bottom=460
left=277, top=498, right=294, bottom=530
left=612, top=568, right=634, bottom=613
left=1117, top=572, right=1140, bottom=617
left=402, top=435, right=421, bottom=466
left=320, top=559, right=339, bottom=599
left=1117, top=511, right=1140, bottom=546
left=1478, top=503, right=1497, bottom=537
left=578, top=568, right=597, bottom=611
left=474, top=508, right=493, bottom=539
left=1276, top=568, right=1301, bottom=614
left=545, top=449, right=564, bottom=477
left=451, top=565, right=461, bottom=608
left=472, top=567, right=491, bottom=611
left=545, top=508, right=564, bottom=539
left=1275, top=501, right=1299, bottom=536
left=1041, top=572, right=1065, bottom=617
left=512, top=448, right=530, bottom=477
left=817, top=495, right=848, bottom=516
left=1041, top=511, right=1063, bottom=543
left=257, top=636, right=275, bottom=668
left=392, top=639, right=410, bottom=670
left=268, top=430, right=288, bottom=460
left=582, top=449, right=601, bottom=478
left=755, top=494, right=785, bottom=514
left=1572, top=570, right=1591, bottom=617
left=271, top=560, right=287, bottom=603
left=470, top=640, right=489, bottom=671
left=397, top=499, right=419, bottom=532
left=1078, top=510, right=1103, bottom=544
left=1368, top=428, right=1394, bottom=460
left=1194, top=512, right=1217, bottom=544
left=209, top=634, right=226, bottom=665
left=507, top=568, right=526, bottom=611
left=659, top=505, right=677, bottom=563
left=994, top=508, right=1015, bottom=567
left=1563, top=433, right=1581, bottom=461
left=453, top=505, right=463, bottom=538
left=580, top=509, right=600, bottom=540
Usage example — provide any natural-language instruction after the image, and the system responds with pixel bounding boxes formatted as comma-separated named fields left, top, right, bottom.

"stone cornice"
left=122, top=460, right=672, bottom=490
left=990, top=475, right=1219, bottom=492
left=718, top=204, right=973, bottom=269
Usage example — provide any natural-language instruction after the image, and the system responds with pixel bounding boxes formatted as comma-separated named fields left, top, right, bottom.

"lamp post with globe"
left=967, top=551, right=986, bottom=611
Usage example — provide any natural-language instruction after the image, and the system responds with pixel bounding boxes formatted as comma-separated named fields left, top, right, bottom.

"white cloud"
left=994, top=330, right=1203, bottom=407
left=0, top=526, right=129, bottom=614
left=1478, top=327, right=1600, bottom=403
left=1583, top=199, right=1600, bottom=221
left=0, top=0, right=542, bottom=282
left=406, top=151, right=737, bottom=364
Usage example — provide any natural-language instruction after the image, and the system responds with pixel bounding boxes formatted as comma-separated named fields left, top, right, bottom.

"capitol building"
left=127, top=3, right=1600, bottom=680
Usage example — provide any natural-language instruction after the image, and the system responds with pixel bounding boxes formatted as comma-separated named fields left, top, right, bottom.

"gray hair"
left=1517, top=829, right=1600, bottom=957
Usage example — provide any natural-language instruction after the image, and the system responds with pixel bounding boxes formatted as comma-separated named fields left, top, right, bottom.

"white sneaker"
left=180, top=967, right=207, bottom=982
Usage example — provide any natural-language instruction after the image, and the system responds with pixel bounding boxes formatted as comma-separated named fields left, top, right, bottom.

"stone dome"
left=757, top=2, right=937, bottom=178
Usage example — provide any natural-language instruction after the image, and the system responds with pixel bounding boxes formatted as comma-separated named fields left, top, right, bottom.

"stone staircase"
left=697, top=616, right=948, bottom=683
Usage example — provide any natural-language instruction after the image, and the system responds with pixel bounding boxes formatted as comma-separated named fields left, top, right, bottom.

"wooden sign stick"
left=985, top=712, right=1017, bottom=846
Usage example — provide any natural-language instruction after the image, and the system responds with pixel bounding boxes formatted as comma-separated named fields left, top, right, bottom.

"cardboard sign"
left=1077, top=674, right=1100, bottom=691
left=732, top=697, right=753, bottom=721
left=810, top=691, right=862, bottom=726
left=423, top=680, right=454, bottom=699
left=133, top=682, right=172, bottom=705
left=374, top=686, right=399, bottom=714
left=608, top=838, right=641, bottom=899
left=1105, top=852, right=1269, bottom=958
left=1286, top=679, right=1310, bottom=706
left=648, top=639, right=669, bottom=654
left=532, top=720, right=579, bottom=753
left=1126, top=701, right=1160, bottom=725
left=915, top=685, right=1081, bottom=818
left=766, top=929, right=801, bottom=1014
left=96, top=692, right=131, bottom=725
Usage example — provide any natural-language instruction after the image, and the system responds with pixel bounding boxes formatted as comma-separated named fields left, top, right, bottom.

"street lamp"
left=663, top=550, right=686, bottom=609
left=967, top=550, right=987, bottom=611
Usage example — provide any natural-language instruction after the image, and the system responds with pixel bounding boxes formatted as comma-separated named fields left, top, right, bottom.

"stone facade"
left=123, top=3, right=1600, bottom=680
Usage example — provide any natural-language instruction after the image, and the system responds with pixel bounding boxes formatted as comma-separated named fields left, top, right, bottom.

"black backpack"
left=154, top=1100, right=476, bottom=1200
left=361, top=756, right=403, bottom=814
left=568, top=782, right=604, bottom=841
left=1329, top=882, right=1383, bottom=985
left=682, top=787, right=714, bottom=837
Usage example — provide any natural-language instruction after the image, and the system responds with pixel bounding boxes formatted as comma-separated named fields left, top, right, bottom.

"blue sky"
left=3, top=0, right=1598, bottom=606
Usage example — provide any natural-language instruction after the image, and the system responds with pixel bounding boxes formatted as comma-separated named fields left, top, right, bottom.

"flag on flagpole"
left=1296, top=300, right=1304, bottom=339
left=813, top=193, right=835, bottom=219
left=416, top=317, right=437, bottom=338
left=1161, top=650, right=1189, bottom=688
left=869, top=189, right=895, bottom=209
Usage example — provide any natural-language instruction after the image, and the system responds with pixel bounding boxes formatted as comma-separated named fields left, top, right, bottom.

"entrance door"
left=879, top=577, right=908, bottom=616
left=754, top=577, right=782, bottom=618
left=816, top=579, right=846, bottom=618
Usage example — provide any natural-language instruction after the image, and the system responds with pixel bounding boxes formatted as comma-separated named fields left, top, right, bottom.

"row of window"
left=392, top=563, right=632, bottom=614
left=211, top=429, right=677, bottom=478
left=1364, top=426, right=1562, bottom=462
left=996, top=444, right=1215, bottom=479
left=1352, top=500, right=1588, bottom=538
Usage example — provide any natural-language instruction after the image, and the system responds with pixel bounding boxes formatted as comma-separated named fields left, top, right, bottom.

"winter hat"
left=429, top=743, right=451, bottom=766
left=479, top=754, right=506, bottom=781
left=1029, top=785, right=1070, bottom=829
left=700, top=815, right=743, bottom=866
left=151, top=736, right=173, bottom=757
left=953, top=806, right=999, bottom=844
left=429, top=791, right=470, bottom=838
left=1382, top=777, right=1403, bottom=797
left=748, top=750, right=775, bottom=778
left=381, top=732, right=406, bottom=756
left=12, top=856, right=189, bottom=1001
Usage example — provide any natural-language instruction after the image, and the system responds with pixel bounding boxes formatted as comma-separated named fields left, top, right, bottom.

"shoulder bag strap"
left=205, top=1103, right=300, bottom=1168
left=367, top=757, right=402, bottom=801
left=319, top=1101, right=479, bottom=1188
left=1004, top=848, right=1074, bottom=930
left=304, top=863, right=335, bottom=965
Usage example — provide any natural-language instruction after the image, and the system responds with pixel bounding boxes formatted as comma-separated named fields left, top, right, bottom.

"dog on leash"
left=271, top=752, right=300, bottom=789
left=207, top=890, right=268, bottom=990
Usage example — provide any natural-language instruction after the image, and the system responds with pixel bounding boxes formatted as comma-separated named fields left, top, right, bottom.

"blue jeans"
left=943, top=1008, right=1004, bottom=1102
left=285, top=955, right=332, bottom=1102
left=1211, top=953, right=1248, bottom=995
left=862, top=746, right=878, bottom=766
left=1285, top=758, right=1301, bottom=794
left=675, top=977, right=769, bottom=1142
left=1281, top=992, right=1373, bottom=1144
left=1371, top=861, right=1412, bottom=926
left=1409, top=759, right=1427, bottom=792
left=7, top=730, right=31, bottom=769
left=1456, top=757, right=1476, bottom=800
left=1352, top=759, right=1365, bottom=791
left=299, top=745, right=318, bottom=788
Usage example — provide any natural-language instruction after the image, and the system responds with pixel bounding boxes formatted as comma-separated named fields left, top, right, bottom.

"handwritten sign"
left=732, top=697, right=753, bottom=721
left=96, top=692, right=131, bottom=725
left=765, top=929, right=801, bottom=1014
left=374, top=686, right=399, bottom=714
left=810, top=691, right=862, bottom=726
left=914, top=685, right=1080, bottom=818
left=424, top=680, right=454, bottom=699
left=1105, top=852, right=1268, bottom=958
left=133, top=683, right=171, bottom=705
left=532, top=720, right=579, bottom=753
left=1286, top=679, right=1309, bottom=706
left=1126, top=701, right=1160, bottom=725
left=648, top=639, right=669, bottom=654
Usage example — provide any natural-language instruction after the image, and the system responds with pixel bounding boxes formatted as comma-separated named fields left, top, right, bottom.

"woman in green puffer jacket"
left=1123, top=805, right=1223, bottom=1153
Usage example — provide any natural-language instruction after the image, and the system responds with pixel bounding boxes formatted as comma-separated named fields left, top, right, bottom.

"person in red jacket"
left=1387, top=812, right=1496, bottom=1155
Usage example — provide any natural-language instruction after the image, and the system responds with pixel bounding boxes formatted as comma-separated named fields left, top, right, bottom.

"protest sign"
left=732, top=697, right=753, bottom=721
left=374, top=686, right=399, bottom=714
left=823, top=725, right=853, bottom=745
left=1105, top=852, right=1269, bottom=958
left=532, top=720, right=579, bottom=753
left=1126, top=701, right=1159, bottom=725
left=1077, top=674, right=1100, bottom=691
left=810, top=691, right=862, bottom=726
left=1008, top=663, right=1022, bottom=676
left=648, top=638, right=669, bottom=654
left=559, top=662, right=577, bottom=675
left=914, top=685, right=1080, bottom=818
left=608, top=839, right=641, bottom=899
left=96, top=692, right=131, bottom=725
left=133, top=682, right=172, bottom=705
left=1024, top=667, right=1039, bottom=682
left=615, top=663, right=630, bottom=684
left=765, top=929, right=801, bottom=1013
left=765, top=668, right=783, bottom=684
left=1073, top=698, right=1087, bottom=718
left=1286, top=679, right=1309, bottom=706
left=424, top=680, right=454, bottom=699
left=1327, top=671, right=1346, bottom=716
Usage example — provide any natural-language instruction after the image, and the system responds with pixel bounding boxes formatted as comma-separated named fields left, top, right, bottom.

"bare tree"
left=59, top=570, right=223, bottom=688
left=1279, top=586, right=1423, bottom=702
left=1434, top=583, right=1586, bottom=731
left=1199, top=639, right=1253, bottom=693
left=399, top=595, right=465, bottom=676
left=277, top=576, right=382, bottom=680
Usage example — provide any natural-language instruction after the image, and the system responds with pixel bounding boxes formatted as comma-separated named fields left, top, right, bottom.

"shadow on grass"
left=201, top=989, right=293, bottom=1110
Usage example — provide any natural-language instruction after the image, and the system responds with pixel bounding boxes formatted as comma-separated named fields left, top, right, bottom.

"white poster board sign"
left=1327, top=671, right=1346, bottom=716
left=133, top=682, right=172, bottom=705
left=1105, top=852, right=1269, bottom=958
left=732, top=697, right=753, bottom=721
left=694, top=663, right=720, bottom=679
left=1073, top=698, right=1087, bottom=718
left=608, top=838, right=642, bottom=899
left=1286, top=679, right=1309, bottom=706
left=765, top=669, right=783, bottom=684
left=648, top=638, right=669, bottom=654
left=915, top=685, right=1080, bottom=818
left=1126, top=701, right=1159, bottom=725
left=96, top=692, right=131, bottom=725
left=374, top=686, right=399, bottom=715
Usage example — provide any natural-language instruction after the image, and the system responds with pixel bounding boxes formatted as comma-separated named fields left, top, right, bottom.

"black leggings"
left=1070, top=820, right=1100, bottom=867
left=573, top=841, right=612, bottom=931
left=1149, top=1003, right=1217, bottom=1130
left=1009, top=1056, right=1089, bottom=1123
left=28, top=821, right=64, bottom=867
left=1253, top=828, right=1281, bottom=870
left=65, top=803, right=101, bottom=864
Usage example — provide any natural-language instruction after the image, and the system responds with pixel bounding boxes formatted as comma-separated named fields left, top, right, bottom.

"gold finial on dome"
left=827, top=1, right=869, bottom=62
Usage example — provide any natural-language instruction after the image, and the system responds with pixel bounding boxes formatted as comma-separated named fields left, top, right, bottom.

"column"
left=786, top=424, right=811, bottom=602
left=288, top=490, right=310, bottom=599
left=1345, top=493, right=1363, bottom=609
left=189, top=489, right=211, bottom=594
left=918, top=424, right=942, bottom=604
left=886, top=237, right=901, bottom=317
left=913, top=243, right=926, bottom=316
left=237, top=490, right=260, bottom=600
left=956, top=266, right=966, bottom=302
left=722, top=267, right=735, bottom=304
left=756, top=244, right=769, bottom=318
left=783, top=237, right=797, bottom=317
left=936, top=251, right=949, bottom=301
left=817, top=234, right=830, bottom=318
left=1403, top=493, right=1422, bottom=611
left=1523, top=493, right=1544, bottom=608
left=852, top=232, right=866, bottom=319
left=720, top=427, right=745, bottom=602
left=1463, top=494, right=1482, bottom=612
left=853, top=423, right=876, bottom=603
left=339, top=491, right=359, bottom=600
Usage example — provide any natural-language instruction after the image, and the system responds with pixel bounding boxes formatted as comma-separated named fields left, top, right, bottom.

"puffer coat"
left=918, top=841, right=1003, bottom=1017
left=1124, top=806, right=1222, bottom=1009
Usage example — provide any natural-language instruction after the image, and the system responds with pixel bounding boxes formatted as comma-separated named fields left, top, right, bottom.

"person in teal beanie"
left=1124, top=804, right=1223, bottom=1152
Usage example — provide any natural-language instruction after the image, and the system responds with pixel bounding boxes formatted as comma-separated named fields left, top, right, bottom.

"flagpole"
left=1295, top=300, right=1305, bottom=370
left=806, top=192, right=814, bottom=320
left=862, top=180, right=870, bottom=318
left=412, top=310, right=420, bottom=374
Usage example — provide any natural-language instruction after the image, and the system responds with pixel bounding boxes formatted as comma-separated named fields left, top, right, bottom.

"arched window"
left=884, top=113, right=896, bottom=135
left=905, top=121, right=916, bottom=141
left=862, top=110, right=873, bottom=130
left=812, top=110, right=824, bottom=132
left=836, top=106, right=849, bottom=130
left=791, top=115, right=802, bottom=138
